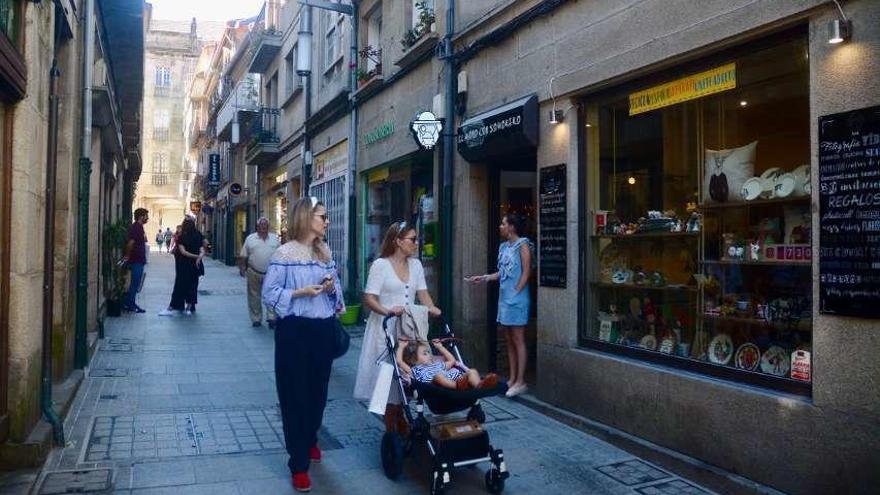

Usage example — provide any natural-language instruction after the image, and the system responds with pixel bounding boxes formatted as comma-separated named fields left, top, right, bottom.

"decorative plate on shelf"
left=741, top=177, right=763, bottom=201
left=760, top=345, right=791, bottom=376
left=773, top=173, right=797, bottom=198
left=708, top=334, right=734, bottom=365
left=734, top=343, right=761, bottom=371
left=658, top=336, right=676, bottom=354
left=640, top=335, right=657, bottom=351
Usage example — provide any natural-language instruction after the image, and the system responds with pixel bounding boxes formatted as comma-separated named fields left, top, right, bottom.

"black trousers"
left=275, top=315, right=335, bottom=473
left=169, top=261, right=198, bottom=310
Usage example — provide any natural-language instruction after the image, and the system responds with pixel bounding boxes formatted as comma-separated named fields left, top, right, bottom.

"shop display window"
left=582, top=35, right=813, bottom=392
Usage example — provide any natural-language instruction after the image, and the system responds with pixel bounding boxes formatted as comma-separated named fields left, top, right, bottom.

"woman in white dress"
left=354, top=221, right=441, bottom=433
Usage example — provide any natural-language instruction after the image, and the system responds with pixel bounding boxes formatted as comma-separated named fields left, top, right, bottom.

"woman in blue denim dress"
left=466, top=213, right=532, bottom=397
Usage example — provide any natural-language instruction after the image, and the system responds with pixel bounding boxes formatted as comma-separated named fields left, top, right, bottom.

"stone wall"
left=6, top=1, right=55, bottom=442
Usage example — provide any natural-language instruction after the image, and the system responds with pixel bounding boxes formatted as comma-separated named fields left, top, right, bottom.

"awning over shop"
left=457, top=94, right=538, bottom=162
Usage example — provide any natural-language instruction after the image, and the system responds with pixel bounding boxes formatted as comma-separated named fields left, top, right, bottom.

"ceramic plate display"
left=658, top=337, right=676, bottom=354
left=741, top=177, right=763, bottom=201
left=708, top=334, right=734, bottom=365
left=759, top=167, right=782, bottom=181
left=640, top=335, right=657, bottom=351
left=734, top=343, right=761, bottom=371
left=760, top=345, right=791, bottom=376
left=773, top=173, right=796, bottom=198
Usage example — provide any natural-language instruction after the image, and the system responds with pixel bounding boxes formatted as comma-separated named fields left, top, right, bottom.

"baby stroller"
left=379, top=315, right=510, bottom=495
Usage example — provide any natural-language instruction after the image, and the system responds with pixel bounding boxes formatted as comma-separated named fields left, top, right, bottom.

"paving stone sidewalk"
left=22, top=251, right=719, bottom=495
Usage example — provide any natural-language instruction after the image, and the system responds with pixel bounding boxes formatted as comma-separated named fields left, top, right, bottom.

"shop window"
left=364, top=161, right=437, bottom=295
left=582, top=36, right=812, bottom=392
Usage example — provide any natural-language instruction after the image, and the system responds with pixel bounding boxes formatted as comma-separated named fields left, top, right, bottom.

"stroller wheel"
left=381, top=432, right=405, bottom=480
left=467, top=404, right=487, bottom=424
left=485, top=468, right=505, bottom=494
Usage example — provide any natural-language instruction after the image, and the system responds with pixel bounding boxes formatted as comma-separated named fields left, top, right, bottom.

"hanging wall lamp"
left=828, top=0, right=851, bottom=44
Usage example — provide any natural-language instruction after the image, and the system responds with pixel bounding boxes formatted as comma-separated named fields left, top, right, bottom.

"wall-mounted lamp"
left=828, top=1, right=851, bottom=44
left=548, top=75, right=565, bottom=124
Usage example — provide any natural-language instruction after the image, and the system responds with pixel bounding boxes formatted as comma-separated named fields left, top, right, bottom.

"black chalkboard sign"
left=818, top=105, right=880, bottom=318
left=539, top=164, right=566, bottom=288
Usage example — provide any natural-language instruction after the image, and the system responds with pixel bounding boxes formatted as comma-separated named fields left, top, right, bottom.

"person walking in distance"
left=262, top=197, right=343, bottom=493
left=239, top=217, right=281, bottom=328
left=155, top=229, right=164, bottom=253
left=123, top=208, right=149, bottom=313
left=466, top=212, right=533, bottom=397
left=164, top=227, right=173, bottom=253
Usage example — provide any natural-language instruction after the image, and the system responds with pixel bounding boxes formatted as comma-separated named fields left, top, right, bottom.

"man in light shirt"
left=239, top=217, right=281, bottom=328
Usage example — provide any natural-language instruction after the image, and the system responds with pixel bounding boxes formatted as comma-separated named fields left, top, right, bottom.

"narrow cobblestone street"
left=22, top=252, right=721, bottom=495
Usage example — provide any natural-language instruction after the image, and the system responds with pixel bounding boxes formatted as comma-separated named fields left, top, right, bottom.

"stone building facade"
left=136, top=11, right=204, bottom=237
left=0, top=0, right=143, bottom=468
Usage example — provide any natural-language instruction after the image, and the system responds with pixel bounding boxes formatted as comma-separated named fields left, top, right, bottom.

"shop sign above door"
left=229, top=183, right=243, bottom=196
left=457, top=94, right=538, bottom=162
left=629, top=63, right=736, bottom=116
left=411, top=111, right=443, bottom=150
left=207, top=153, right=221, bottom=186
left=313, top=141, right=348, bottom=182
left=364, top=122, right=394, bottom=146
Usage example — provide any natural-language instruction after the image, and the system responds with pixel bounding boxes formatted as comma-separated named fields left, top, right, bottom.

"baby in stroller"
left=397, top=338, right=499, bottom=391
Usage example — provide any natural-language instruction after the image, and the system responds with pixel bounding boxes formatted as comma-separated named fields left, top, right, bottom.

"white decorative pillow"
left=703, top=141, right=757, bottom=203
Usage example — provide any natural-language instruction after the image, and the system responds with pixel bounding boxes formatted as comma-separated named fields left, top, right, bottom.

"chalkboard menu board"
left=819, top=105, right=880, bottom=318
left=539, top=164, right=566, bottom=288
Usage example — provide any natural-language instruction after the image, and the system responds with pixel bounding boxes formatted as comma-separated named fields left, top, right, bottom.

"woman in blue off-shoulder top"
left=262, top=197, right=343, bottom=493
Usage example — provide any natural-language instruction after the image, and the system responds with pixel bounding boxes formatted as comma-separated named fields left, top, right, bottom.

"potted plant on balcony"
left=357, top=45, right=382, bottom=87
left=400, top=1, right=436, bottom=50
left=102, top=219, right=130, bottom=317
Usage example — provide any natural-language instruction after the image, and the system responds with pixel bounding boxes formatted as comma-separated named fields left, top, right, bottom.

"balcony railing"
left=245, top=107, right=281, bottom=167
left=216, top=74, right=261, bottom=140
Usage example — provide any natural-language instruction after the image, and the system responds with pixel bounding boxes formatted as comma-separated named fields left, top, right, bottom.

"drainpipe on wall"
left=347, top=0, right=359, bottom=297
left=300, top=5, right=313, bottom=194
left=41, top=59, right=65, bottom=445
left=75, top=0, right=95, bottom=369
left=440, top=0, right=456, bottom=323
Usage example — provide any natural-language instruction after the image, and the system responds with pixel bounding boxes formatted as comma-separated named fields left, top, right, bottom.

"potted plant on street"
left=339, top=288, right=362, bottom=326
left=102, top=219, right=130, bottom=317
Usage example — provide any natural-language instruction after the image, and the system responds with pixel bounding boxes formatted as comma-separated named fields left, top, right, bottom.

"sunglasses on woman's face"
left=400, top=236, right=417, bottom=243
left=314, top=213, right=329, bottom=222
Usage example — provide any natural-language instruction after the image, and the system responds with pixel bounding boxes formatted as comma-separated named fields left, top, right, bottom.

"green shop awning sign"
left=364, top=122, right=394, bottom=146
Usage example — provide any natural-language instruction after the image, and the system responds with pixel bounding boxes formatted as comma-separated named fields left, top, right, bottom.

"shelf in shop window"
left=702, top=313, right=812, bottom=329
left=699, top=196, right=810, bottom=210
left=591, top=232, right=699, bottom=240
left=701, top=259, right=811, bottom=267
left=591, top=281, right=698, bottom=293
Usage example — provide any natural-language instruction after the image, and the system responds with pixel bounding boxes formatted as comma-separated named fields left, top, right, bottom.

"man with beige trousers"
left=239, top=217, right=281, bottom=328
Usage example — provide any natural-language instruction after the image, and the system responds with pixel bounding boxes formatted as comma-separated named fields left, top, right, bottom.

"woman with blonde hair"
left=262, top=197, right=343, bottom=493
left=354, top=221, right=441, bottom=433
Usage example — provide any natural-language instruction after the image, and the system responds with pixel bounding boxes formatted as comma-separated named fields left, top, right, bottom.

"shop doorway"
left=486, top=153, right=537, bottom=386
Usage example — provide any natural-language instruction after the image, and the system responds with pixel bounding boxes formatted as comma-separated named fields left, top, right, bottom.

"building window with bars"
left=151, top=153, right=168, bottom=186
left=154, top=66, right=171, bottom=96
left=153, top=109, right=170, bottom=141
left=310, top=174, right=347, bottom=285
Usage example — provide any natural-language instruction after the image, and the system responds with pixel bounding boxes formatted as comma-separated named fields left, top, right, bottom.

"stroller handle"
left=382, top=313, right=454, bottom=337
